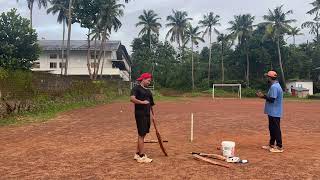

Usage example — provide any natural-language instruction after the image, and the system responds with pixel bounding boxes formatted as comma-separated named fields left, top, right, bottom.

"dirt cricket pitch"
left=0, top=97, right=319, bottom=179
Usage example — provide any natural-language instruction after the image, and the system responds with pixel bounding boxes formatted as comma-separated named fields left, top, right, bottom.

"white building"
left=32, top=40, right=131, bottom=81
left=286, top=80, right=314, bottom=95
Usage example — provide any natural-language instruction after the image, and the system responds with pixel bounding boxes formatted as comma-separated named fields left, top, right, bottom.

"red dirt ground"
left=0, top=98, right=319, bottom=179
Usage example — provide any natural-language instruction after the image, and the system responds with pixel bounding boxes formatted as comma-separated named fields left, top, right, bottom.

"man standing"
left=130, top=73, right=155, bottom=163
left=256, top=71, right=284, bottom=153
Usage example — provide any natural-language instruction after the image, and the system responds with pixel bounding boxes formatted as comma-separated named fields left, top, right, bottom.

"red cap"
left=137, top=73, right=152, bottom=81
left=265, top=71, right=277, bottom=78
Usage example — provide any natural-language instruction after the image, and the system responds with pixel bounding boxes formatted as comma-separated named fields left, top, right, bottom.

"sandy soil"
left=0, top=98, right=319, bottom=179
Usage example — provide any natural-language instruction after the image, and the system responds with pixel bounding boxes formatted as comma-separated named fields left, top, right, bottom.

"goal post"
left=212, top=84, right=242, bottom=99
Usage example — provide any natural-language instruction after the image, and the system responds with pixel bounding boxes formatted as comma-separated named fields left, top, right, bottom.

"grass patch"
left=0, top=94, right=186, bottom=127
left=0, top=97, right=119, bottom=127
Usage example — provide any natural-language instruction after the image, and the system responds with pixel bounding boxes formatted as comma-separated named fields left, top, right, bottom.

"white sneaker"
left=262, top=145, right=274, bottom=150
left=269, top=147, right=284, bottom=153
left=134, top=153, right=140, bottom=160
left=137, top=155, right=153, bottom=163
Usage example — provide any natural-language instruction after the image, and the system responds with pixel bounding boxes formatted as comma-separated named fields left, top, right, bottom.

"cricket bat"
left=191, top=152, right=226, bottom=161
left=144, top=140, right=168, bottom=143
left=192, top=154, right=230, bottom=168
left=151, top=117, right=168, bottom=156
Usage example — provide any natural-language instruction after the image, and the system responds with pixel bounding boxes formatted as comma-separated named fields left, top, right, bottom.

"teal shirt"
left=264, top=82, right=283, bottom=118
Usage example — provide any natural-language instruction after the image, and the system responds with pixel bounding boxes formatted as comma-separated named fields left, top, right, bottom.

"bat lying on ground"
left=151, top=117, right=168, bottom=156
left=192, top=152, right=248, bottom=164
left=192, top=154, right=230, bottom=168
left=191, top=152, right=226, bottom=161
left=144, top=140, right=168, bottom=143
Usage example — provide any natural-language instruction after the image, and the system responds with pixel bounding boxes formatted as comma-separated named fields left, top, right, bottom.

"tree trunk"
left=277, top=38, right=287, bottom=90
left=100, top=48, right=106, bottom=79
left=208, top=30, right=212, bottom=86
left=246, top=47, right=250, bottom=88
left=149, top=31, right=152, bottom=50
left=221, top=42, right=224, bottom=83
left=316, top=24, right=319, bottom=44
left=178, top=34, right=181, bottom=50
left=94, top=37, right=97, bottom=76
left=86, top=29, right=93, bottom=80
left=29, top=4, right=33, bottom=28
left=95, top=29, right=107, bottom=80
left=149, top=32, right=155, bottom=84
left=65, top=0, right=73, bottom=76
left=293, top=35, right=296, bottom=45
left=191, top=41, right=195, bottom=91
left=61, top=19, right=66, bottom=76
left=178, top=34, right=183, bottom=60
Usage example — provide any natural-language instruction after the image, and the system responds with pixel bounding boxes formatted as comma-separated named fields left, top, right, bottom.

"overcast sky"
left=0, top=0, right=316, bottom=52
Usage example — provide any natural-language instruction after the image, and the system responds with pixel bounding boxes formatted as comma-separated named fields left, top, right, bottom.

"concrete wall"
left=286, top=81, right=314, bottom=95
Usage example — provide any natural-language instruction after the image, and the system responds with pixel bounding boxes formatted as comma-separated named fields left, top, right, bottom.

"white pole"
left=239, top=84, right=242, bottom=99
left=191, top=113, right=194, bottom=142
left=212, top=85, right=215, bottom=99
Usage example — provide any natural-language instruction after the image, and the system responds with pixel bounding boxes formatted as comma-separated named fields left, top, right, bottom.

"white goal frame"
left=212, top=84, right=242, bottom=99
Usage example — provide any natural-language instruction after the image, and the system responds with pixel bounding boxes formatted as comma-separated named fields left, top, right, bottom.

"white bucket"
left=221, top=141, right=235, bottom=157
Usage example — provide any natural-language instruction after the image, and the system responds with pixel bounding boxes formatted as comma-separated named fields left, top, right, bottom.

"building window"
left=91, top=62, right=99, bottom=68
left=50, top=62, right=57, bottom=69
left=59, top=62, right=66, bottom=68
left=59, top=54, right=67, bottom=59
left=49, top=54, right=58, bottom=59
left=32, top=62, right=40, bottom=68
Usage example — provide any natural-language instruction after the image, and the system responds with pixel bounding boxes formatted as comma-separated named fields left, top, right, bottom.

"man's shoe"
left=134, top=153, right=140, bottom=160
left=137, top=154, right=153, bottom=163
left=269, top=147, right=284, bottom=153
left=262, top=145, right=274, bottom=150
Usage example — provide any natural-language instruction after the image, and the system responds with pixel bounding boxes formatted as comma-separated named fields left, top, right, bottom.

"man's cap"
left=137, top=73, right=152, bottom=81
left=264, top=71, right=277, bottom=78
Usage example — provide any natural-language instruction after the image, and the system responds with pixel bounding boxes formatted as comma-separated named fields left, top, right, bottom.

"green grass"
left=0, top=100, right=101, bottom=127
left=0, top=94, right=131, bottom=127
left=0, top=94, right=186, bottom=127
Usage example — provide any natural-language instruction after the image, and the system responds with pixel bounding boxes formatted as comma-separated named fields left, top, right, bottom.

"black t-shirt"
left=130, top=85, right=155, bottom=115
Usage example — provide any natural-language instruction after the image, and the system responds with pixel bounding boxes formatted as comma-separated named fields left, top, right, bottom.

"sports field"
left=0, top=98, right=319, bottom=179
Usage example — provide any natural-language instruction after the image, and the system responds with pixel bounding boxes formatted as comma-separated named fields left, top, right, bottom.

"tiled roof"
left=38, top=40, right=121, bottom=51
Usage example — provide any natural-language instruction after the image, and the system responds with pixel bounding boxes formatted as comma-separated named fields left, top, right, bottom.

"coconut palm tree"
left=184, top=24, right=205, bottom=90
left=199, top=12, right=221, bottom=86
left=47, top=0, right=68, bottom=75
left=136, top=10, right=161, bottom=84
left=228, top=14, right=255, bottom=87
left=136, top=10, right=162, bottom=49
left=307, top=0, right=320, bottom=15
left=94, top=0, right=124, bottom=80
left=287, top=27, right=303, bottom=45
left=304, top=1, right=320, bottom=45
left=16, top=0, right=48, bottom=28
left=89, top=27, right=110, bottom=79
left=65, top=0, right=73, bottom=75
left=73, top=0, right=102, bottom=79
left=262, top=5, right=296, bottom=89
left=302, top=14, right=320, bottom=43
left=215, top=29, right=233, bottom=83
left=90, top=28, right=102, bottom=78
left=166, top=10, right=192, bottom=49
